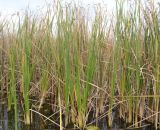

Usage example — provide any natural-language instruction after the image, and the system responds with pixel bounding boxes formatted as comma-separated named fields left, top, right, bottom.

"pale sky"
left=0, top=0, right=160, bottom=22
left=0, top=0, right=160, bottom=16
left=0, top=0, right=115, bottom=15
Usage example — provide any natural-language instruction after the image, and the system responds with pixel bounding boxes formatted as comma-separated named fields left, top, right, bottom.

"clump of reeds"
left=0, top=0, right=160, bottom=130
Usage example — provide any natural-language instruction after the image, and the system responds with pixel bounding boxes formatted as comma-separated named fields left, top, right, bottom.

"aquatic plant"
left=0, top=0, right=160, bottom=129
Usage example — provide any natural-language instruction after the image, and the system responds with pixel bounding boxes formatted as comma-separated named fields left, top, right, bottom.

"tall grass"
left=0, top=0, right=160, bottom=129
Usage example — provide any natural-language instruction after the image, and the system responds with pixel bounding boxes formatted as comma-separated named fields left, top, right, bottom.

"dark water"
left=96, top=116, right=157, bottom=130
left=0, top=103, right=158, bottom=130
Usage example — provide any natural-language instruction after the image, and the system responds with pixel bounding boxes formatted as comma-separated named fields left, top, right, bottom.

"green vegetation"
left=86, top=125, right=100, bottom=130
left=0, top=0, right=160, bottom=130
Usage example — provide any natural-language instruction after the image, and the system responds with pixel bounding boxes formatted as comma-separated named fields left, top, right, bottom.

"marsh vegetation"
left=0, top=0, right=160, bottom=130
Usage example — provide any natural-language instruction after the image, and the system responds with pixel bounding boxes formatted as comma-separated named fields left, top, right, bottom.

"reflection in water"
left=0, top=104, right=8, bottom=130
left=0, top=101, right=2, bottom=130
left=0, top=103, right=158, bottom=130
left=88, top=111, right=157, bottom=130
left=4, top=104, right=8, bottom=130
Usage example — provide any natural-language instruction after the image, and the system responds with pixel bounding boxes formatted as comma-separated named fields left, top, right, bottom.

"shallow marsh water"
left=0, top=96, right=158, bottom=130
left=0, top=103, right=157, bottom=130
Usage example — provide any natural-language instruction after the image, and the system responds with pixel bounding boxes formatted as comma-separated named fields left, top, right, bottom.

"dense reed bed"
left=0, top=0, right=160, bottom=129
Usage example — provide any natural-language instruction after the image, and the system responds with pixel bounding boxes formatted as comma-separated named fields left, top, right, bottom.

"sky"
left=0, top=0, right=115, bottom=15
left=0, top=0, right=160, bottom=16
left=0, top=0, right=160, bottom=24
